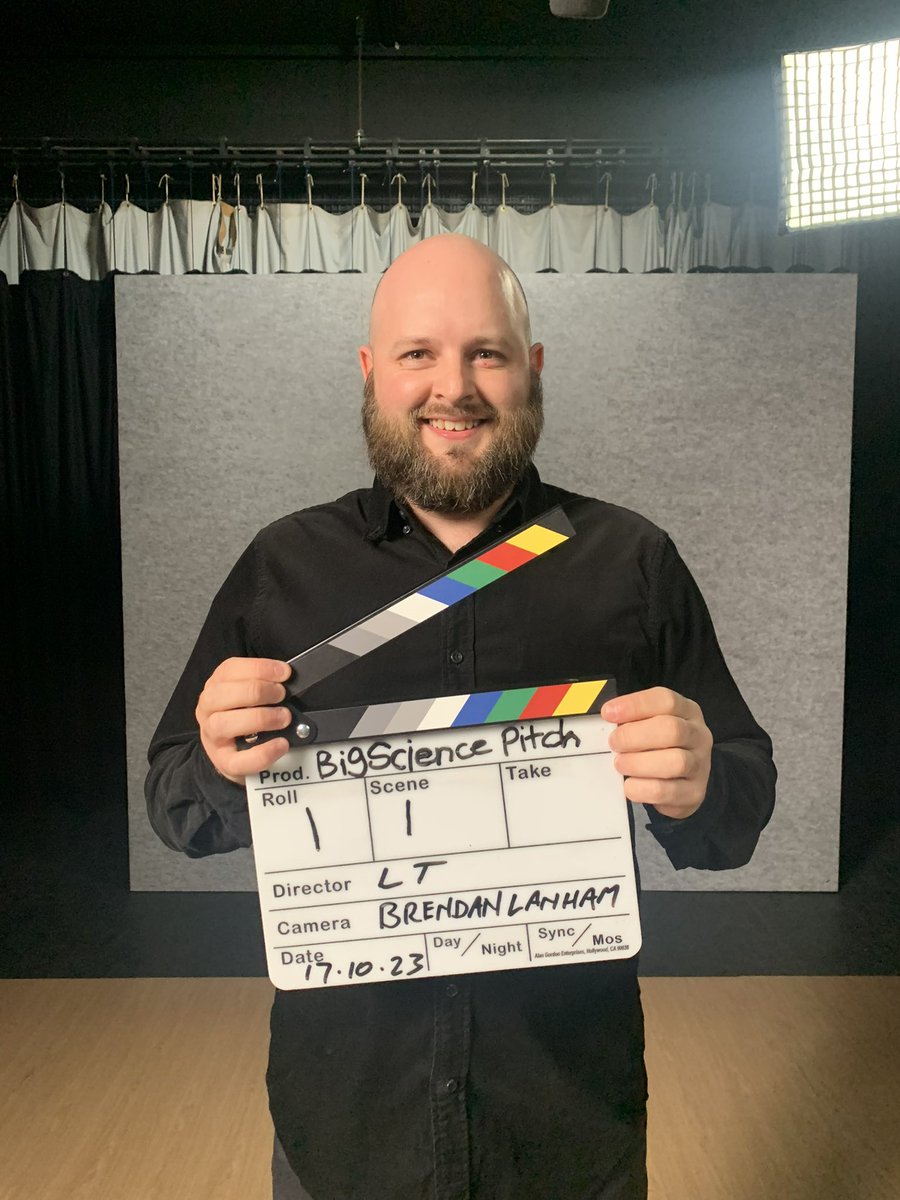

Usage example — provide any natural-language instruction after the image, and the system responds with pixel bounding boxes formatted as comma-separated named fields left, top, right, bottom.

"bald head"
left=367, top=235, right=532, bottom=349
left=357, top=234, right=545, bottom=519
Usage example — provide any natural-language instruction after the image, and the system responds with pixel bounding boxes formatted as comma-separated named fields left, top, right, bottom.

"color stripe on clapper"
left=304, top=680, right=612, bottom=743
left=285, top=506, right=575, bottom=698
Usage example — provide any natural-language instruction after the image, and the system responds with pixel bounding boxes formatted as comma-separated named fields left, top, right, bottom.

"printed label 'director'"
left=245, top=711, right=642, bottom=990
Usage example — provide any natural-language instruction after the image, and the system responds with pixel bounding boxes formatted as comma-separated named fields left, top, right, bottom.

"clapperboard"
left=244, top=507, right=642, bottom=990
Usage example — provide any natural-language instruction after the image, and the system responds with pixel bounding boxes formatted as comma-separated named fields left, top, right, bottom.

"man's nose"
left=431, top=356, right=474, bottom=402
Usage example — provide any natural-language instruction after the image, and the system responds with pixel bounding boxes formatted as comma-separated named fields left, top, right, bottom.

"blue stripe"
left=418, top=576, right=477, bottom=605
left=452, top=690, right=503, bottom=727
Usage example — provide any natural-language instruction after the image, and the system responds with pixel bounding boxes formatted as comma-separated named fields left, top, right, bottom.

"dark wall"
left=0, top=52, right=775, bottom=145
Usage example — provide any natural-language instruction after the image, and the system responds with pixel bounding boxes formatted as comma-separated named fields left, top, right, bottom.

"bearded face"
left=361, top=370, right=544, bottom=515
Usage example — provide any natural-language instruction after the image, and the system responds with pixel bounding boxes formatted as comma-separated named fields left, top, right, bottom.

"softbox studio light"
left=780, top=37, right=900, bottom=228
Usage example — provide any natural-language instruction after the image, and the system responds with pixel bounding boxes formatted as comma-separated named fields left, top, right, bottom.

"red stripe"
left=519, top=683, right=571, bottom=719
left=478, top=541, right=536, bottom=571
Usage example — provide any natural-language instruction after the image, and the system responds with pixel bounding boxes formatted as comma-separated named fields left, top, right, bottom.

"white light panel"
left=780, top=37, right=900, bottom=229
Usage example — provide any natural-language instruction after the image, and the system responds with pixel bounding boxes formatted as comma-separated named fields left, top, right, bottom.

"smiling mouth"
left=420, top=417, right=488, bottom=432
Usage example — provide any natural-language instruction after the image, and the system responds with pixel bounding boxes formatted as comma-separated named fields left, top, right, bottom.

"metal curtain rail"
left=1, top=137, right=774, bottom=212
left=0, top=137, right=699, bottom=170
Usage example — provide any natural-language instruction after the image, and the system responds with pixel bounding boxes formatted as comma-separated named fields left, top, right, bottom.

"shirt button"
left=445, top=983, right=459, bottom=998
left=401, top=524, right=411, bottom=535
left=445, top=1078, right=459, bottom=1093
left=449, top=650, right=464, bottom=665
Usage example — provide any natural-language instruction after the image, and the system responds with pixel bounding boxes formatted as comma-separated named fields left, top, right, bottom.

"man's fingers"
left=612, top=747, right=698, bottom=780
left=214, top=737, right=291, bottom=784
left=197, top=677, right=287, bottom=720
left=201, top=703, right=291, bottom=783
left=205, top=705, right=291, bottom=743
left=195, top=658, right=294, bottom=784
left=607, top=714, right=701, bottom=755
left=209, top=657, right=292, bottom=684
left=601, top=686, right=700, bottom=726
left=600, top=688, right=711, bottom=820
left=621, top=776, right=703, bottom=815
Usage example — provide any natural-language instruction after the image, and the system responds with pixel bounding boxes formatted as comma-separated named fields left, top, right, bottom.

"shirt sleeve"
left=144, top=539, right=260, bottom=858
left=642, top=533, right=777, bottom=871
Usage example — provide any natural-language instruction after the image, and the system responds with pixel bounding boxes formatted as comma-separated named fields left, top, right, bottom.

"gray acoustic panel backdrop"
left=116, top=274, right=856, bottom=892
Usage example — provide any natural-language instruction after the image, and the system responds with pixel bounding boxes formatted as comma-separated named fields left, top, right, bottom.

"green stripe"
left=486, top=687, right=538, bottom=723
left=447, top=559, right=508, bottom=588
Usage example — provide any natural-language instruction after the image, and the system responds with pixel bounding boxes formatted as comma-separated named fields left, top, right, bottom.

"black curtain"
left=840, top=231, right=900, bottom=876
left=1, top=260, right=897, bottom=877
left=1, top=270, right=124, bottom=810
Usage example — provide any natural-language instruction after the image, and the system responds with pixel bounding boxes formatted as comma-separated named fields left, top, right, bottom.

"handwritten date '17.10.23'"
left=295, top=951, right=426, bottom=986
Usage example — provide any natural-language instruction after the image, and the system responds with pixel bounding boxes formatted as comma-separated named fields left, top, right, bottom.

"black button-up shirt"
left=147, top=466, right=775, bottom=1200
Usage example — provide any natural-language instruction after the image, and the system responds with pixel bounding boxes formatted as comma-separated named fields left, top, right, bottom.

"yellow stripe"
left=553, top=679, right=608, bottom=716
left=506, top=523, right=570, bottom=555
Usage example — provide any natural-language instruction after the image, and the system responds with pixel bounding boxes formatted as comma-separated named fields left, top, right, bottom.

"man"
left=147, top=234, right=775, bottom=1200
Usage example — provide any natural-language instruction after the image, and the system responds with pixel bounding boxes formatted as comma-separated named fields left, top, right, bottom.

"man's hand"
left=600, top=687, right=713, bottom=819
left=195, top=657, right=293, bottom=784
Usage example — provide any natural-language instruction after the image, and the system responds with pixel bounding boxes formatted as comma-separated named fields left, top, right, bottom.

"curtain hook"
left=234, top=172, right=241, bottom=209
left=423, top=172, right=435, bottom=205
left=645, top=173, right=657, bottom=206
left=158, top=173, right=171, bottom=205
left=676, top=171, right=684, bottom=210
left=256, top=173, right=265, bottom=209
left=12, top=172, right=20, bottom=204
left=306, top=172, right=314, bottom=209
left=705, top=173, right=712, bottom=205
left=99, top=173, right=106, bottom=210
left=124, top=172, right=131, bottom=205
left=597, top=171, right=611, bottom=209
left=359, top=172, right=368, bottom=208
left=59, top=168, right=66, bottom=205
left=471, top=170, right=478, bottom=207
left=499, top=173, right=509, bottom=210
left=548, top=172, right=557, bottom=207
left=391, top=173, right=406, bottom=206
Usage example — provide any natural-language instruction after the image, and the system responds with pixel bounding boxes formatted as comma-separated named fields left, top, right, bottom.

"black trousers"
left=273, top=1134, right=316, bottom=1200
left=271, top=1131, right=648, bottom=1200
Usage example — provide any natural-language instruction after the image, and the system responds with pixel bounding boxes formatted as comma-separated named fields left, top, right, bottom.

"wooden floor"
left=1, top=977, right=897, bottom=1200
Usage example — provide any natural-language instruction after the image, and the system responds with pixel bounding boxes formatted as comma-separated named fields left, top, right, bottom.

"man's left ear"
left=529, top=343, right=545, bottom=374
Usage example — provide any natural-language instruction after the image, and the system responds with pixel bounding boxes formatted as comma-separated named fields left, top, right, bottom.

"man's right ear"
left=358, top=345, right=374, bottom=380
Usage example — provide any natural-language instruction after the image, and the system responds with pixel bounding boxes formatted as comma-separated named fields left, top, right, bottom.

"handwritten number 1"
left=405, top=798, right=412, bottom=837
left=305, top=806, right=321, bottom=851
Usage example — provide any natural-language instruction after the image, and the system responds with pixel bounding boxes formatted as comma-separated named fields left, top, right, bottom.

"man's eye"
left=404, top=350, right=426, bottom=360
left=476, top=349, right=500, bottom=360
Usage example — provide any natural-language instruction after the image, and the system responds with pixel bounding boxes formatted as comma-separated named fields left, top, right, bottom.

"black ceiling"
left=5, top=0, right=898, bottom=63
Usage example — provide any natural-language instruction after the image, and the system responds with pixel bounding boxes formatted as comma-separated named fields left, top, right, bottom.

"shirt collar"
left=364, top=463, right=549, bottom=544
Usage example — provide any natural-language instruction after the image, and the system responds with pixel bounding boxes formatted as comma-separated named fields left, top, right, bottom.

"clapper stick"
left=284, top=505, right=575, bottom=698
left=241, top=506, right=578, bottom=748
